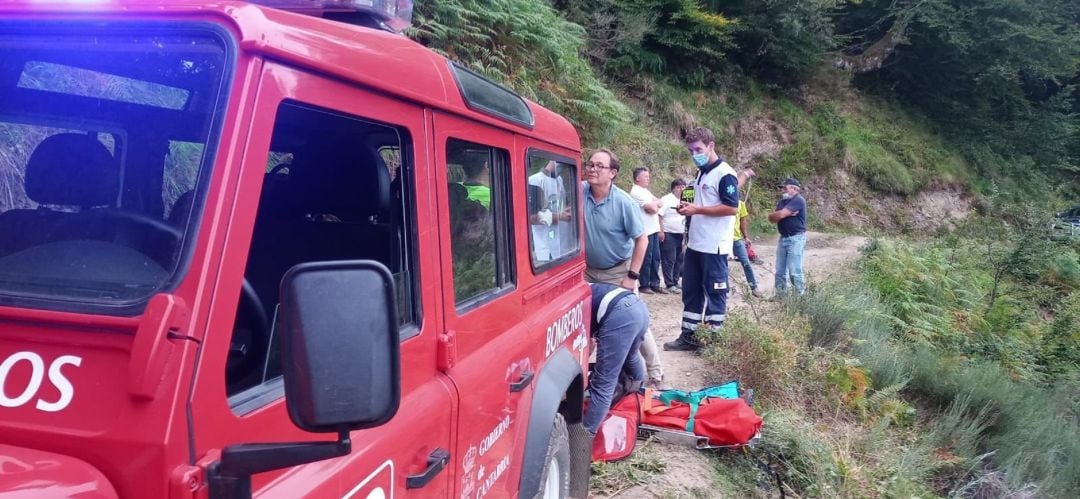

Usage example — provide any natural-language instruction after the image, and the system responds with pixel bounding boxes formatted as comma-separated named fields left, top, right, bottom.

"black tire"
left=534, top=413, right=571, bottom=499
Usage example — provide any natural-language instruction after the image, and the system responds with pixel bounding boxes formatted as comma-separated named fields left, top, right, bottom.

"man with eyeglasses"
left=581, top=149, right=646, bottom=288
left=581, top=148, right=667, bottom=390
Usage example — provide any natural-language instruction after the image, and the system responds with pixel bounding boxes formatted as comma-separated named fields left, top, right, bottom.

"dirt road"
left=605, top=232, right=867, bottom=498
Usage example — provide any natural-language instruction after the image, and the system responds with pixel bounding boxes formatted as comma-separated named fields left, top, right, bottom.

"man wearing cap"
left=664, top=127, right=740, bottom=352
left=768, top=178, right=808, bottom=296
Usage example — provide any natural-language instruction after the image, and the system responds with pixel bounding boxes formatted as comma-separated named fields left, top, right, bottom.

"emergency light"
left=250, top=0, right=413, bottom=33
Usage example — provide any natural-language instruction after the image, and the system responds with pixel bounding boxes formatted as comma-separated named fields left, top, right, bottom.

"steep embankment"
left=605, top=82, right=978, bottom=236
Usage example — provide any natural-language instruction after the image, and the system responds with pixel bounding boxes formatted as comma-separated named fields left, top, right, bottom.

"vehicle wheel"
left=535, top=413, right=571, bottom=499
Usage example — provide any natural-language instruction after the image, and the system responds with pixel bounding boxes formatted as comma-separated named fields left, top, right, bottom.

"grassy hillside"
left=411, top=0, right=1078, bottom=216
left=408, top=0, right=1080, bottom=495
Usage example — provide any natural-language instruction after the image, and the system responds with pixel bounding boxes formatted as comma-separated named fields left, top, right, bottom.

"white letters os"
left=0, top=352, right=81, bottom=412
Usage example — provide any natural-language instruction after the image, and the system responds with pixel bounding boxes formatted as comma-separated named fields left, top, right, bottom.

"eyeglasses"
left=586, top=162, right=611, bottom=170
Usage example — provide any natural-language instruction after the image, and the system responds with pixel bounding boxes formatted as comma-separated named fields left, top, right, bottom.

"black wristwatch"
left=626, top=270, right=640, bottom=280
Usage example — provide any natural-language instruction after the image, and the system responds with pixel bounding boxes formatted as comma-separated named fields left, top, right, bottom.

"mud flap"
left=566, top=421, right=591, bottom=499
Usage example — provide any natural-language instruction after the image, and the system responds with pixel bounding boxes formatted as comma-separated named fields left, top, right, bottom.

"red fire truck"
left=0, top=1, right=593, bottom=497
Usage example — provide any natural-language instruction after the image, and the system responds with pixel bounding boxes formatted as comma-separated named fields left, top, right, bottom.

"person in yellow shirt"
left=732, top=200, right=762, bottom=298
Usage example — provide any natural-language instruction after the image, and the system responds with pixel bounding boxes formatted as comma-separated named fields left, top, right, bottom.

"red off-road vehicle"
left=0, top=1, right=592, bottom=497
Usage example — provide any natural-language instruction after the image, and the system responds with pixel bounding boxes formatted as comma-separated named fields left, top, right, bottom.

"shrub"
left=759, top=409, right=842, bottom=496
left=1046, top=250, right=1080, bottom=290
left=855, top=148, right=917, bottom=195
left=700, top=314, right=807, bottom=397
left=790, top=280, right=885, bottom=348
left=825, top=360, right=871, bottom=411
left=558, top=0, right=737, bottom=87
left=720, top=0, right=844, bottom=82
left=1038, top=293, right=1080, bottom=378
left=853, top=275, right=1080, bottom=495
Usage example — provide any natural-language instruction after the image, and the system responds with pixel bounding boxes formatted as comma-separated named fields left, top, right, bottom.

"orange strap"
left=641, top=388, right=654, bottom=416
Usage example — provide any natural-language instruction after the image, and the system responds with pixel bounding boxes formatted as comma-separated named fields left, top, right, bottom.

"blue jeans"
left=640, top=232, right=662, bottom=289
left=680, top=249, right=728, bottom=343
left=732, top=239, right=757, bottom=290
left=584, top=297, right=648, bottom=434
left=775, top=233, right=806, bottom=295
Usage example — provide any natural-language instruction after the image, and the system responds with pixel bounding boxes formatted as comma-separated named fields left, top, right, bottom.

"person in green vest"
left=459, top=157, right=491, bottom=209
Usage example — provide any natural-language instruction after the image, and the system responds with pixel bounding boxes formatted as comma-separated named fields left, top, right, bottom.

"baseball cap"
left=780, top=177, right=801, bottom=188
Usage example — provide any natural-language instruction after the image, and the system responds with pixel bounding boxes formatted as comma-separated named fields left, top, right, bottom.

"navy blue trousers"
left=679, top=249, right=729, bottom=344
left=640, top=232, right=662, bottom=289
left=584, top=298, right=648, bottom=434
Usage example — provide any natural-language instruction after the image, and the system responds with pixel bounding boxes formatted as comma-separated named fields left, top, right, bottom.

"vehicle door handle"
left=406, top=448, right=450, bottom=489
left=509, top=370, right=534, bottom=393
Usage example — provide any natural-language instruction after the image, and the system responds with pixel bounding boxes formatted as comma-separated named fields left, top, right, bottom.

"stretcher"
left=636, top=387, right=761, bottom=450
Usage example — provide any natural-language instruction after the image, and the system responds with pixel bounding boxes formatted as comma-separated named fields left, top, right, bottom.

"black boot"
left=663, top=335, right=700, bottom=352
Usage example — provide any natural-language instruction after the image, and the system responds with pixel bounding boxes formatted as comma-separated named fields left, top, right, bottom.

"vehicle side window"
left=164, top=140, right=204, bottom=221
left=525, top=153, right=579, bottom=270
left=446, top=138, right=514, bottom=306
left=226, top=101, right=418, bottom=406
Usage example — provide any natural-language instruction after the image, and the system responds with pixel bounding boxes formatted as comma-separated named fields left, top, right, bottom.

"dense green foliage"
left=862, top=236, right=1080, bottom=383
left=719, top=0, right=844, bottom=82
left=410, top=0, right=630, bottom=143
left=842, top=0, right=1080, bottom=178
left=413, top=0, right=1080, bottom=194
left=700, top=261, right=1079, bottom=496
left=557, top=0, right=737, bottom=87
left=854, top=237, right=1080, bottom=495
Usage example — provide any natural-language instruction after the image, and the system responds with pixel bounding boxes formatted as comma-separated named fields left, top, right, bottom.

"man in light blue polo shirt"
left=582, top=148, right=667, bottom=390
left=581, top=148, right=647, bottom=288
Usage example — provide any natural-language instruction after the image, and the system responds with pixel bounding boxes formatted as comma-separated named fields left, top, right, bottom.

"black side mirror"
left=209, top=260, right=401, bottom=499
left=279, top=260, right=401, bottom=431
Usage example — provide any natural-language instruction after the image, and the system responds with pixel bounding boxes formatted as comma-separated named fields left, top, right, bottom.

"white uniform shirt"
left=659, top=193, right=685, bottom=234
left=687, top=161, right=739, bottom=255
left=629, top=184, right=661, bottom=236
left=529, top=171, right=573, bottom=261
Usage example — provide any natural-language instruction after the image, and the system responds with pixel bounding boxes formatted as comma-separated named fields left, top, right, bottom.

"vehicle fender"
left=517, top=347, right=585, bottom=499
left=0, top=444, right=119, bottom=498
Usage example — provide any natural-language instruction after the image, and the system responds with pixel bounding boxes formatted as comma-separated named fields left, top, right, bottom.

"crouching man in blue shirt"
left=583, top=282, right=649, bottom=435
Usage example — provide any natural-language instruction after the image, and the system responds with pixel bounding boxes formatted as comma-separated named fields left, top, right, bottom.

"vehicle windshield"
left=0, top=23, right=229, bottom=314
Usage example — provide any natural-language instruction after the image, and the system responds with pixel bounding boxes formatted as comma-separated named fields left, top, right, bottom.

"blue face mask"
left=692, top=152, right=710, bottom=168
